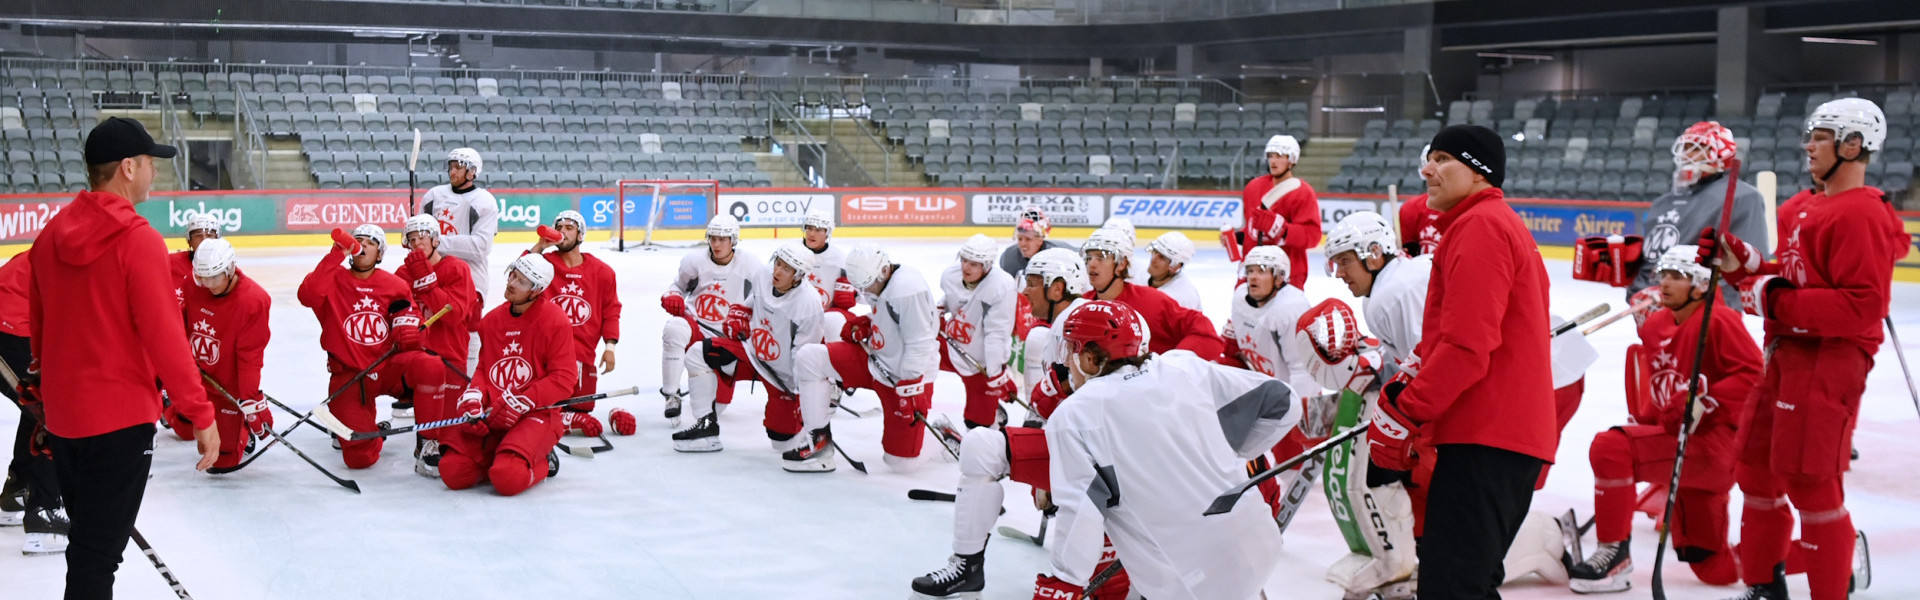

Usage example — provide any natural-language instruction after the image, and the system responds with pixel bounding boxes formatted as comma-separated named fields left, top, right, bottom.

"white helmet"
left=1806, top=97, right=1886, bottom=153
left=192, top=238, right=237, bottom=279
left=843, top=243, right=890, bottom=290
left=404, top=214, right=440, bottom=240
left=1264, top=134, right=1301, bottom=161
left=1242, top=245, right=1291, bottom=282
left=706, top=214, right=741, bottom=242
left=187, top=214, right=222, bottom=237
left=770, top=243, right=815, bottom=276
left=553, top=209, right=585, bottom=229
left=1081, top=228, right=1132, bottom=263
left=1656, top=244, right=1713, bottom=292
left=507, top=253, right=554, bottom=293
left=803, top=209, right=835, bottom=233
left=958, top=234, right=998, bottom=268
left=448, top=148, right=483, bottom=177
left=1417, top=143, right=1433, bottom=181
left=1100, top=217, right=1135, bottom=247
left=1148, top=231, right=1195, bottom=267
left=352, top=224, right=387, bottom=253
left=1323, top=211, right=1400, bottom=275
left=1026, top=247, right=1091, bottom=295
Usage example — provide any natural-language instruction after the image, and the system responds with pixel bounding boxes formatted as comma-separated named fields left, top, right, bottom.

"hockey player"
left=792, top=244, right=938, bottom=473
left=672, top=244, right=822, bottom=454
left=391, top=214, right=476, bottom=426
left=659, top=215, right=760, bottom=424
left=296, top=225, right=438, bottom=469
left=420, top=148, right=500, bottom=372
left=1568, top=245, right=1760, bottom=593
left=1081, top=228, right=1223, bottom=359
left=167, top=213, right=222, bottom=303
left=1611, top=122, right=1769, bottom=312
left=529, top=210, right=619, bottom=431
left=181, top=239, right=274, bottom=472
left=1700, top=97, right=1905, bottom=600
left=799, top=209, right=858, bottom=341
left=996, top=206, right=1074, bottom=276
left=1396, top=144, right=1441, bottom=257
left=1145, top=231, right=1202, bottom=311
left=1233, top=134, right=1322, bottom=289
left=1217, top=246, right=1316, bottom=395
left=937, top=234, right=1019, bottom=430
left=441, top=255, right=578, bottom=496
left=1038, top=300, right=1303, bottom=600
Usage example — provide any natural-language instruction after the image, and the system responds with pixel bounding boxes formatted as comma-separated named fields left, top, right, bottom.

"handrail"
left=1229, top=140, right=1253, bottom=186
left=824, top=91, right=892, bottom=186
left=767, top=100, right=829, bottom=188
left=156, top=81, right=192, bottom=190
left=231, top=92, right=268, bottom=190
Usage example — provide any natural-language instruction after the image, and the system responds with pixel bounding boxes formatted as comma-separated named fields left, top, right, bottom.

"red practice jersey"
left=183, top=273, right=273, bottom=407
left=1398, top=193, right=1442, bottom=256
left=397, top=251, right=478, bottom=366
left=1086, top=282, right=1224, bottom=359
left=538, top=251, right=623, bottom=361
left=1637, top=304, right=1761, bottom=436
left=471, top=298, right=579, bottom=409
left=297, top=248, right=414, bottom=371
left=1758, top=187, right=1909, bottom=354
left=1240, top=174, right=1323, bottom=289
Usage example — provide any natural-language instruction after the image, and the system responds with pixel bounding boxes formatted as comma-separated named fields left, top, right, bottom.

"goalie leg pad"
left=1326, top=480, right=1419, bottom=593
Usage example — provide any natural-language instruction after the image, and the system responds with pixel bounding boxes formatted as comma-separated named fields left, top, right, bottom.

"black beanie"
left=1429, top=124, right=1505, bottom=188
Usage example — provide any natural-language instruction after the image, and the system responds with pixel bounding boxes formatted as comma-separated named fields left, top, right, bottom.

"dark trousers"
left=2, top=332, right=61, bottom=514
left=1417, top=444, right=1545, bottom=600
left=50, top=423, right=155, bottom=600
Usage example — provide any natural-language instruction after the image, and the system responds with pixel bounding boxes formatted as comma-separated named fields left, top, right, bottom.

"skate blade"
left=673, top=439, right=723, bottom=453
left=782, top=460, right=836, bottom=473
left=22, top=536, right=66, bottom=556
left=0, top=511, right=22, bottom=527
left=908, top=591, right=980, bottom=600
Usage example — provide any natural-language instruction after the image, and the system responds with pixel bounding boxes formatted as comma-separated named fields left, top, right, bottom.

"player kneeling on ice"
left=441, top=256, right=580, bottom=495
left=937, top=234, right=1019, bottom=430
left=798, top=209, right=859, bottom=341
left=528, top=210, right=620, bottom=437
left=1569, top=245, right=1761, bottom=593
left=794, top=244, right=938, bottom=473
left=1038, top=301, right=1303, bottom=600
left=182, top=239, right=274, bottom=471
left=397, top=214, right=477, bottom=473
left=659, top=214, right=759, bottom=425
left=673, top=244, right=823, bottom=454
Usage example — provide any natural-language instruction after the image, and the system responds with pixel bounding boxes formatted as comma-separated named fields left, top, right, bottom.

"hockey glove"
left=486, top=390, right=535, bottom=431
left=1737, top=274, right=1788, bottom=320
left=390, top=309, right=423, bottom=353
left=1368, top=391, right=1419, bottom=480
left=660, top=292, right=686, bottom=317
left=1031, top=574, right=1084, bottom=600
left=1629, top=286, right=1663, bottom=327
left=984, top=369, right=1016, bottom=404
left=1247, top=208, right=1287, bottom=245
left=608, top=407, right=638, bottom=436
left=1697, top=228, right=1764, bottom=283
left=562, top=411, right=604, bottom=437
left=894, top=376, right=927, bottom=400
left=724, top=304, right=753, bottom=340
left=329, top=228, right=362, bottom=256
left=456, top=388, right=489, bottom=436
left=847, top=315, right=874, bottom=344
left=240, top=394, right=272, bottom=440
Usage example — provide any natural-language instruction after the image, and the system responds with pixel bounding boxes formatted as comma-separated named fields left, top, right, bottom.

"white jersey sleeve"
left=745, top=269, right=823, bottom=392
left=1154, top=271, right=1205, bottom=312
left=870, top=265, right=940, bottom=381
left=1021, top=298, right=1090, bottom=398
left=1363, top=255, right=1431, bottom=366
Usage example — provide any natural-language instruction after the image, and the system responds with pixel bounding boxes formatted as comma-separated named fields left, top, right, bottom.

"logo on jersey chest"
left=1780, top=224, right=1808, bottom=286
left=344, top=296, right=390, bottom=346
left=190, top=319, right=222, bottom=366
left=1418, top=226, right=1442, bottom=256
left=433, top=210, right=458, bottom=236
left=1649, top=349, right=1684, bottom=411
left=751, top=320, right=782, bottom=362
left=694, top=282, right=730, bottom=322
left=488, top=340, right=533, bottom=390
left=552, top=281, right=592, bottom=326
left=943, top=308, right=975, bottom=345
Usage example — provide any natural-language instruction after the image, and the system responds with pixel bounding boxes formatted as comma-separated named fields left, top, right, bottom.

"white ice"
left=2, top=235, right=1916, bottom=599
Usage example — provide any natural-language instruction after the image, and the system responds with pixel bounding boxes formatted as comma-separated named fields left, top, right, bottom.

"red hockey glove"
left=660, top=292, right=686, bottom=317
left=984, top=369, right=1015, bottom=404
left=1031, top=574, right=1085, bottom=600
left=724, top=304, right=753, bottom=340
left=1629, top=286, right=1663, bottom=327
left=894, top=376, right=927, bottom=402
left=456, top=388, right=489, bottom=436
left=240, top=394, right=272, bottom=440
left=486, top=390, right=534, bottom=431
left=1738, top=274, right=1789, bottom=319
left=390, top=309, right=423, bottom=353
left=1571, top=236, right=1613, bottom=284
left=1368, top=387, right=1419, bottom=478
left=330, top=228, right=362, bottom=256
left=536, top=224, right=563, bottom=243
left=1697, top=228, right=1764, bottom=283
left=847, top=315, right=874, bottom=344
left=608, top=407, right=637, bottom=436
left=1247, top=207, right=1287, bottom=245
left=562, top=411, right=604, bottom=437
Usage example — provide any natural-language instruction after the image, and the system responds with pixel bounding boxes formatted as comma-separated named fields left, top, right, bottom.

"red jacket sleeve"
left=597, top=263, right=622, bottom=342
left=125, top=230, right=214, bottom=428
left=236, top=290, right=271, bottom=400
left=1401, top=217, right=1514, bottom=423
left=1765, top=208, right=1905, bottom=336
left=297, top=249, right=346, bottom=310
left=1164, top=297, right=1223, bottom=359
left=1279, top=186, right=1322, bottom=252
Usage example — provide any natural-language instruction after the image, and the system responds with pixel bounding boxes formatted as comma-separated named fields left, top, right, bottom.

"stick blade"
left=1204, top=489, right=1245, bottom=516
left=997, top=526, right=1042, bottom=546
left=342, top=480, right=362, bottom=494
left=908, top=489, right=957, bottom=502
left=309, top=405, right=358, bottom=439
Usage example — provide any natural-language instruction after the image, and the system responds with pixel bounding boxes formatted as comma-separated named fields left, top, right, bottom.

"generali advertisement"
left=840, top=193, right=965, bottom=225
left=284, top=196, right=412, bottom=231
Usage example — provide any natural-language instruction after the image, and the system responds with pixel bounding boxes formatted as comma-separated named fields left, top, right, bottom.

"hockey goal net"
left=610, top=179, right=720, bottom=251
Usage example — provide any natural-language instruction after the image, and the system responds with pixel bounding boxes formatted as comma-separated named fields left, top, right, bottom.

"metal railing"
left=767, top=100, right=832, bottom=188
left=156, top=82, right=192, bottom=190
left=819, top=91, right=894, bottom=185
left=300, top=0, right=1423, bottom=24
left=231, top=92, right=268, bottom=190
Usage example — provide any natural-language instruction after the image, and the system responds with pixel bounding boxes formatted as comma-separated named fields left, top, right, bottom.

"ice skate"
left=21, top=506, right=68, bottom=556
left=781, top=426, right=836, bottom=473
left=390, top=398, right=413, bottom=419
left=661, top=388, right=684, bottom=424
left=1344, top=576, right=1415, bottom=600
left=0, top=472, right=23, bottom=526
left=1567, top=539, right=1631, bottom=593
left=414, top=439, right=441, bottom=478
left=547, top=449, right=560, bottom=478
left=909, top=551, right=984, bottom=599
left=928, top=414, right=964, bottom=459
left=672, top=415, right=722, bottom=452
left=1852, top=530, right=1870, bottom=593
left=1722, top=563, right=1788, bottom=600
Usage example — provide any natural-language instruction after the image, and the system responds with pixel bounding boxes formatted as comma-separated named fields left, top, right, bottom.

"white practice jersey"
left=1223, top=283, right=1318, bottom=396
left=803, top=242, right=852, bottom=312
left=670, top=249, right=764, bottom=334
left=741, top=269, right=823, bottom=393
left=1152, top=271, right=1204, bottom=312
left=421, top=184, right=500, bottom=298
left=1021, top=298, right=1091, bottom=403
left=1046, top=351, right=1300, bottom=600
left=863, top=264, right=940, bottom=382
left=1363, top=255, right=1432, bottom=366
left=937, top=265, right=1019, bottom=377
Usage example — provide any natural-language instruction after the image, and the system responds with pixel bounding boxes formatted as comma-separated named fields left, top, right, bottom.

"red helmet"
left=1061, top=300, right=1151, bottom=360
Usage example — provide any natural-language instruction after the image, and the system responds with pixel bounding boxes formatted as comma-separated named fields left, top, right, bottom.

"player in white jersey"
left=792, top=244, right=939, bottom=473
left=1218, top=245, right=1317, bottom=395
left=419, top=148, right=501, bottom=371
left=658, top=215, right=763, bottom=424
left=1326, top=211, right=1431, bottom=366
left=671, top=244, right=823, bottom=455
left=1145, top=231, right=1203, bottom=311
left=799, top=209, right=858, bottom=341
left=936, top=234, right=1020, bottom=430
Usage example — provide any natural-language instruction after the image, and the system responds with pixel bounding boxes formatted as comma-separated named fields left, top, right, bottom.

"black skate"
left=22, top=505, right=68, bottom=556
left=0, top=471, right=23, bottom=526
left=672, top=415, right=722, bottom=453
left=910, top=551, right=984, bottom=599
left=414, top=439, right=441, bottom=478
left=546, top=449, right=560, bottom=478
left=391, top=398, right=413, bottom=420
left=1721, top=563, right=1789, bottom=600
left=781, top=426, right=836, bottom=473
left=1568, top=538, right=1631, bottom=594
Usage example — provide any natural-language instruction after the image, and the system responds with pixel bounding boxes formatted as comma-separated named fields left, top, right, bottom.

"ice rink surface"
left=3, top=235, right=1917, bottom=600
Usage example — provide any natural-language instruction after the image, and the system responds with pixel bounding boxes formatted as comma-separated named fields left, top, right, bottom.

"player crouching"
left=440, top=256, right=579, bottom=495
left=936, top=234, right=1019, bottom=430
left=529, top=210, right=620, bottom=438
left=182, top=239, right=274, bottom=471
left=659, top=215, right=758, bottom=425
left=793, top=244, right=938, bottom=473
left=673, top=244, right=823, bottom=454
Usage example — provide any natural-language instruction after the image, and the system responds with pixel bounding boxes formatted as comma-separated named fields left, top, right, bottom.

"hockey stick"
left=946, top=336, right=1039, bottom=415
left=1886, top=316, right=1920, bottom=419
left=1082, top=559, right=1124, bottom=600
left=199, top=373, right=361, bottom=493
left=908, top=489, right=956, bottom=501
left=999, top=511, right=1052, bottom=546
left=351, top=386, right=640, bottom=440
left=131, top=528, right=194, bottom=599
left=1758, top=170, right=1779, bottom=252
left=1205, top=425, right=1367, bottom=515
left=1583, top=296, right=1658, bottom=337
left=1271, top=453, right=1322, bottom=535
left=301, top=305, right=455, bottom=439
left=1551, top=303, right=1610, bottom=337
left=557, top=435, right=614, bottom=458
left=407, top=128, right=422, bottom=215
left=1652, top=158, right=1741, bottom=600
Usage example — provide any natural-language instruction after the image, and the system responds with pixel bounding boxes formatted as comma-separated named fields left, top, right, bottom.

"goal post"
left=611, top=179, right=720, bottom=251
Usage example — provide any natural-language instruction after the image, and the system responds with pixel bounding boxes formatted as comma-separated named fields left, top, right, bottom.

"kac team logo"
left=190, top=320, right=222, bottom=366
left=695, top=286, right=730, bottom=323
left=553, top=281, right=593, bottom=326
left=345, top=296, right=390, bottom=346
left=943, top=308, right=974, bottom=345
left=489, top=341, right=534, bottom=391
left=751, top=320, right=781, bottom=362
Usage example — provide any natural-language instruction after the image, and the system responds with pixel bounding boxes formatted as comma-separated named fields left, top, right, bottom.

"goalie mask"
left=1671, top=121, right=1737, bottom=192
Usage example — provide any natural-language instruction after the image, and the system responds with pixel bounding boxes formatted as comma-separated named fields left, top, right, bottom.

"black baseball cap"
left=84, top=117, right=177, bottom=166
